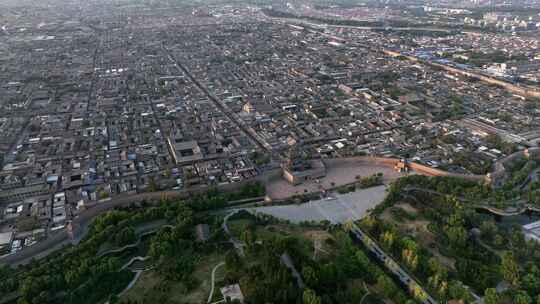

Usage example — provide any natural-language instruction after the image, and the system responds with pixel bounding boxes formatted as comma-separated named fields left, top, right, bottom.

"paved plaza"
left=249, top=185, right=388, bottom=224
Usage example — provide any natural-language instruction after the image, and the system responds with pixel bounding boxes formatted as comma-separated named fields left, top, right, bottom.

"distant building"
left=282, top=145, right=326, bottom=185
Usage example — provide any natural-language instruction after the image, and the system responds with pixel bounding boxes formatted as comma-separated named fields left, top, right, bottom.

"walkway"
left=98, top=222, right=173, bottom=258
left=207, top=262, right=225, bottom=303
left=104, top=255, right=154, bottom=304
left=222, top=210, right=245, bottom=256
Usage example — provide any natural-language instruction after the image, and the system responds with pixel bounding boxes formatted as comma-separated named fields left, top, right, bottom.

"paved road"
left=349, top=225, right=437, bottom=304
left=1, top=184, right=262, bottom=267
left=162, top=45, right=272, bottom=153
left=106, top=270, right=143, bottom=304
left=0, top=191, right=183, bottom=266
left=307, top=193, right=438, bottom=304
left=227, top=190, right=437, bottom=303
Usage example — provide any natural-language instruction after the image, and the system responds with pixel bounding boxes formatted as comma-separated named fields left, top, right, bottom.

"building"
left=523, top=220, right=540, bottom=244
left=0, top=231, right=14, bottom=255
left=282, top=146, right=326, bottom=185
left=220, top=284, right=244, bottom=303
left=195, top=224, right=210, bottom=242
left=167, top=138, right=204, bottom=165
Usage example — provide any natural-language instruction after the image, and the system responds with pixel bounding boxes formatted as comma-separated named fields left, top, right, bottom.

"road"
left=161, top=45, right=272, bottom=153
left=349, top=224, right=437, bottom=304
left=105, top=270, right=143, bottom=304
left=1, top=178, right=264, bottom=267
left=0, top=191, right=184, bottom=266
left=309, top=193, right=438, bottom=304
left=97, top=221, right=172, bottom=258
left=228, top=192, right=437, bottom=303
left=274, top=16, right=540, bottom=100
left=519, top=165, right=540, bottom=190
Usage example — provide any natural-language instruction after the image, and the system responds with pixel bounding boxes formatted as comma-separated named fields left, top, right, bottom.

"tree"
left=428, top=258, right=448, bottom=297
left=147, top=177, right=159, bottom=192
left=402, top=237, right=419, bottom=271
left=108, top=294, right=119, bottom=304
left=175, top=204, right=194, bottom=227
left=240, top=230, right=254, bottom=249
left=448, top=280, right=472, bottom=303
left=225, top=250, right=242, bottom=273
left=114, top=226, right=136, bottom=246
left=377, top=275, right=398, bottom=299
left=381, top=230, right=395, bottom=249
left=514, top=290, right=532, bottom=304
left=502, top=251, right=521, bottom=288
left=484, top=288, right=499, bottom=304
left=480, top=221, right=498, bottom=241
left=493, top=234, right=505, bottom=247
left=522, top=274, right=540, bottom=295
left=301, top=266, right=319, bottom=288
left=303, top=288, right=321, bottom=304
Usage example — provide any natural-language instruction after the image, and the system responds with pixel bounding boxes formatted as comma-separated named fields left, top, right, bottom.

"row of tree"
left=372, top=174, right=540, bottom=303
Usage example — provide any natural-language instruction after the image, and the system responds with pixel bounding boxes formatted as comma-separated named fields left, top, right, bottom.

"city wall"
left=347, top=156, right=487, bottom=182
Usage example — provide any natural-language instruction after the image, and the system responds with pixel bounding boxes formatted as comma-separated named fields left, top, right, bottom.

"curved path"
left=358, top=282, right=371, bottom=304
left=118, top=270, right=143, bottom=297
left=222, top=210, right=246, bottom=256
left=207, top=262, right=225, bottom=303
left=120, top=256, right=152, bottom=271
left=103, top=255, right=155, bottom=304
left=1, top=154, right=487, bottom=267
left=98, top=223, right=173, bottom=258
left=1, top=191, right=181, bottom=266
left=403, top=187, right=540, bottom=217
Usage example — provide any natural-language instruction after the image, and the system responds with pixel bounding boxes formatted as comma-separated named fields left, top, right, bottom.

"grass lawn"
left=121, top=253, right=224, bottom=304
left=252, top=224, right=336, bottom=261
left=228, top=218, right=255, bottom=239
